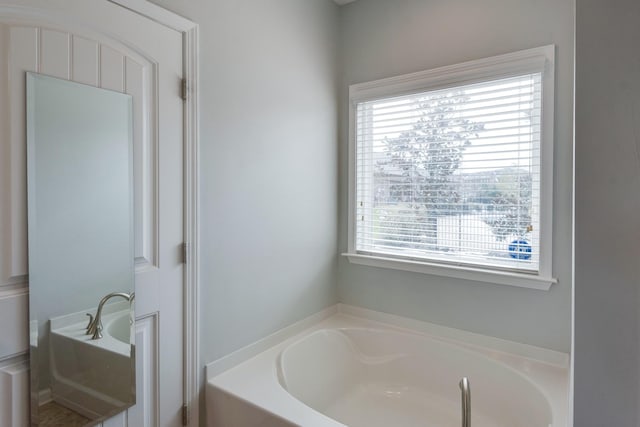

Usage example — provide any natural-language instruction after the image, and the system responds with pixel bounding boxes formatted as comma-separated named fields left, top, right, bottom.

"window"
left=345, top=46, right=556, bottom=289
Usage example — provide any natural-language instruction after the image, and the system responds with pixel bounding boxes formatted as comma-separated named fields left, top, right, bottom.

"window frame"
left=344, top=45, right=557, bottom=290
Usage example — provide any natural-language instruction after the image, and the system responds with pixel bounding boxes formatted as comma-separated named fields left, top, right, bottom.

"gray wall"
left=148, top=0, right=340, bottom=361
left=338, top=0, right=574, bottom=353
left=574, top=0, right=640, bottom=425
left=150, top=0, right=574, bottom=370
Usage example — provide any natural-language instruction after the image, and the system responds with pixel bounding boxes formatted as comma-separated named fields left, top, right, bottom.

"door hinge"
left=181, top=78, right=188, bottom=101
left=182, top=242, right=188, bottom=264
left=182, top=404, right=189, bottom=426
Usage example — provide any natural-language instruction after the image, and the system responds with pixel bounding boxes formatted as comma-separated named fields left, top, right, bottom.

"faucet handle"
left=91, top=326, right=103, bottom=340
left=85, top=313, right=94, bottom=332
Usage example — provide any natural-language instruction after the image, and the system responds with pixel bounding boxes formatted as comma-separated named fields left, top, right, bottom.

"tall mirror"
left=27, top=73, right=135, bottom=426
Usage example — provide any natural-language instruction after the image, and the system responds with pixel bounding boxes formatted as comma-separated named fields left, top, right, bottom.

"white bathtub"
left=206, top=306, right=568, bottom=427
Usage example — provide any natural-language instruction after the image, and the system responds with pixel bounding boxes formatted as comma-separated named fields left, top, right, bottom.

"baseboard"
left=38, top=388, right=52, bottom=405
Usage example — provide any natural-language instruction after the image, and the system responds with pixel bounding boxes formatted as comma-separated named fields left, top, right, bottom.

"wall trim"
left=346, top=45, right=556, bottom=290
left=0, top=286, right=29, bottom=362
left=108, top=2, right=200, bottom=425
left=132, top=312, right=160, bottom=427
left=182, top=21, right=201, bottom=427
left=108, top=0, right=194, bottom=32
left=0, top=358, right=29, bottom=427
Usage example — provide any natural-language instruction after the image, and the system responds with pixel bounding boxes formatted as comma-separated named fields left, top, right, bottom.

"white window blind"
left=355, top=73, right=542, bottom=273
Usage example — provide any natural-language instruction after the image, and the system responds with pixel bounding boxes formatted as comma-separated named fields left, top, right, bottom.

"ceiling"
left=333, top=0, right=358, bottom=5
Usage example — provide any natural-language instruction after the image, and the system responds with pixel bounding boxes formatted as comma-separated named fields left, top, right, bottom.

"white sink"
left=106, top=311, right=133, bottom=346
left=49, top=306, right=134, bottom=419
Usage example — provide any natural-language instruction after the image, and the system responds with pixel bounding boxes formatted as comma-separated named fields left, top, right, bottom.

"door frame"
left=108, top=1, right=200, bottom=425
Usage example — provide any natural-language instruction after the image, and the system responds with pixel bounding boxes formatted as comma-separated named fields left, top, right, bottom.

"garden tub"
left=206, top=306, right=568, bottom=427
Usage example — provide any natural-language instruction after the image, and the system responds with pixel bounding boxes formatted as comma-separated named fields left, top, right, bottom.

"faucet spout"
left=459, top=377, right=471, bottom=427
left=86, top=292, right=133, bottom=340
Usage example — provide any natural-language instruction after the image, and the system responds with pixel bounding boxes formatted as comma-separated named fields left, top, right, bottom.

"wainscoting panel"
left=126, top=314, right=159, bottom=427
left=0, top=288, right=28, bottom=360
left=0, top=359, right=29, bottom=427
left=0, top=15, right=161, bottom=427
left=0, top=23, right=158, bottom=293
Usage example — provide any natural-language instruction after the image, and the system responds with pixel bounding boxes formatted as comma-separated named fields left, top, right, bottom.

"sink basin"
left=49, top=308, right=134, bottom=418
left=106, top=311, right=132, bottom=345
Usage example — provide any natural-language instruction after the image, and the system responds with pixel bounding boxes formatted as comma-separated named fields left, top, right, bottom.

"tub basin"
left=206, top=309, right=568, bottom=427
left=278, top=328, right=552, bottom=427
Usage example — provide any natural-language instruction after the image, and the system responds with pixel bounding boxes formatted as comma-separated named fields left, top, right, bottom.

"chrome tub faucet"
left=459, top=377, right=471, bottom=427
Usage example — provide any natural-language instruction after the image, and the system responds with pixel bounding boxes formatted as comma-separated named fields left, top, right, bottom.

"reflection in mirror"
left=27, top=73, right=135, bottom=426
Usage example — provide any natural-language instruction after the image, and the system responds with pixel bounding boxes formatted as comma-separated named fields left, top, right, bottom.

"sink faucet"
left=86, top=292, right=133, bottom=340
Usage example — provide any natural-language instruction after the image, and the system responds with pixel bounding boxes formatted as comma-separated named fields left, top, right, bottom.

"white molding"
left=107, top=3, right=200, bottom=425
left=135, top=56, right=159, bottom=271
left=0, top=286, right=29, bottom=361
left=182, top=23, right=201, bottom=427
left=206, top=305, right=338, bottom=379
left=0, top=283, right=28, bottom=298
left=108, top=0, right=195, bottom=33
left=346, top=45, right=556, bottom=290
left=0, top=358, right=29, bottom=427
left=0, top=275, right=27, bottom=289
left=343, top=253, right=556, bottom=290
left=128, top=313, right=159, bottom=427
left=37, top=388, right=51, bottom=405
left=349, top=45, right=552, bottom=102
left=538, top=46, right=556, bottom=282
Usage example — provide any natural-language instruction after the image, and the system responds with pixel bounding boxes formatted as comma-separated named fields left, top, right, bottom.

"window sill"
left=342, top=253, right=557, bottom=291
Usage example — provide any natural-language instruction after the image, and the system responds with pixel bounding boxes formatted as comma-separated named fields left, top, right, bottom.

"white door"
left=0, top=1, right=185, bottom=426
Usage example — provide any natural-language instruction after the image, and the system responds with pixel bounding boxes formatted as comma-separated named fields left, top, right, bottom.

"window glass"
left=355, top=73, right=542, bottom=272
